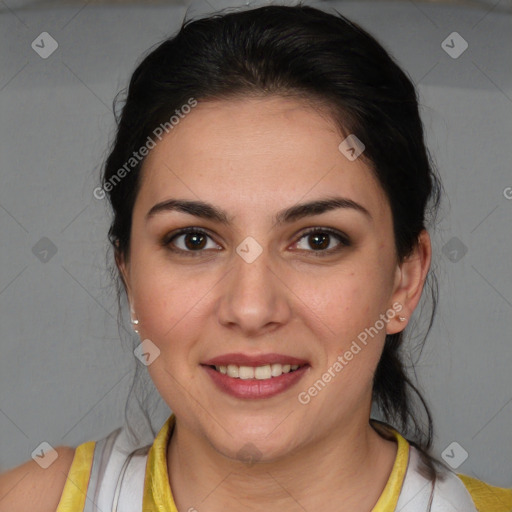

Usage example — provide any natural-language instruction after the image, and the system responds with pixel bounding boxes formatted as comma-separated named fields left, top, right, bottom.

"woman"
left=1, top=3, right=511, bottom=511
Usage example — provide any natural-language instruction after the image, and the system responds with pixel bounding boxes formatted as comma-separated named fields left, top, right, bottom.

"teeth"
left=227, top=364, right=239, bottom=378
left=214, top=363, right=303, bottom=379
left=271, top=363, right=282, bottom=377
left=254, top=365, right=271, bottom=380
left=239, top=366, right=255, bottom=380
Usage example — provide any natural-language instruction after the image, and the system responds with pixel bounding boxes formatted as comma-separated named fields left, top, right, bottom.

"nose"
left=216, top=241, right=292, bottom=336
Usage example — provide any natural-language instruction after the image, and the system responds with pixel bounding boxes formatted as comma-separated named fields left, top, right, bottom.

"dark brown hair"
left=101, top=2, right=448, bottom=478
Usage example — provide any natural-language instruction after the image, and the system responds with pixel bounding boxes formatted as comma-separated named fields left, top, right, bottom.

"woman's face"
left=119, top=95, right=425, bottom=461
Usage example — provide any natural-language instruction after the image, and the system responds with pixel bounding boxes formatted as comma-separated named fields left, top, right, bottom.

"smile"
left=212, top=363, right=303, bottom=380
left=201, top=361, right=310, bottom=399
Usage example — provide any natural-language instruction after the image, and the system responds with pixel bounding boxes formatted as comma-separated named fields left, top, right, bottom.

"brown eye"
left=295, top=228, right=350, bottom=255
left=182, top=232, right=207, bottom=250
left=164, top=228, right=221, bottom=255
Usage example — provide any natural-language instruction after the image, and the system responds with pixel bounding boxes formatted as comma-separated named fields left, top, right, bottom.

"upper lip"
left=202, top=353, right=309, bottom=367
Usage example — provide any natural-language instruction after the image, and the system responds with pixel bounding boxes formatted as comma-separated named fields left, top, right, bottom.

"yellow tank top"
left=56, top=414, right=512, bottom=512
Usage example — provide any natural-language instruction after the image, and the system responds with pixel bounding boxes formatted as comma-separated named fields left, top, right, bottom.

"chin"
left=227, top=436, right=296, bottom=465
left=205, top=418, right=299, bottom=464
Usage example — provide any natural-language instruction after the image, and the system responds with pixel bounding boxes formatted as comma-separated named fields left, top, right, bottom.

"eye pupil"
left=310, top=233, right=329, bottom=250
left=185, top=233, right=207, bottom=250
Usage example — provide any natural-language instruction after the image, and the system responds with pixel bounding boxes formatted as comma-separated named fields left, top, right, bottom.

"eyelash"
left=162, top=227, right=351, bottom=258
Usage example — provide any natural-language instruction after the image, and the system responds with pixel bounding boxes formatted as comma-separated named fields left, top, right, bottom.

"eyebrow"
left=145, top=196, right=372, bottom=226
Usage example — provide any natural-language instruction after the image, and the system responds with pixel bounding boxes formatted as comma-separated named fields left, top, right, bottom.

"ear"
left=386, top=229, right=432, bottom=335
left=114, top=242, right=133, bottom=309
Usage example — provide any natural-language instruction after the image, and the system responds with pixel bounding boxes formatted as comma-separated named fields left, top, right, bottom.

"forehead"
left=135, top=96, right=390, bottom=223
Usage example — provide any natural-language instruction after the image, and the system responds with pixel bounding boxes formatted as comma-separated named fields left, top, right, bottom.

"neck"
left=166, top=413, right=398, bottom=512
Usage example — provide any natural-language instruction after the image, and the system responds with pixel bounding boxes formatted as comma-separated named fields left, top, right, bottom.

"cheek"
left=132, top=269, right=203, bottom=405
left=294, top=266, right=391, bottom=389
left=299, top=264, right=390, bottom=332
left=129, top=256, right=221, bottom=364
left=129, top=257, right=187, bottom=342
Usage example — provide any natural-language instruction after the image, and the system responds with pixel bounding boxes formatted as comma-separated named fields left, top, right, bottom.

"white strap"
left=85, top=425, right=151, bottom=512
left=396, top=447, right=478, bottom=511
left=112, top=446, right=150, bottom=512
left=83, top=428, right=121, bottom=512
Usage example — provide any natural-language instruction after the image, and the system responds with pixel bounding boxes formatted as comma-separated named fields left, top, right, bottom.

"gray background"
left=1, top=0, right=511, bottom=489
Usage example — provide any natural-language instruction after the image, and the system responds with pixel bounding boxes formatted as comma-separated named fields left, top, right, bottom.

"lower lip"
left=202, top=364, right=310, bottom=399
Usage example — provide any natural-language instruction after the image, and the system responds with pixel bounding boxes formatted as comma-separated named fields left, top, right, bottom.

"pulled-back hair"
left=101, top=2, right=446, bottom=479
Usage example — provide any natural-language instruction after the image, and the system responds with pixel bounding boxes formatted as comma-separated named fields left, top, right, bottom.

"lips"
left=202, top=352, right=309, bottom=367
left=201, top=353, right=310, bottom=399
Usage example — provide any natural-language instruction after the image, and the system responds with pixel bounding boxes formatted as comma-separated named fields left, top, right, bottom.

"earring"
left=130, top=304, right=139, bottom=334
left=131, top=316, right=139, bottom=334
left=398, top=316, right=406, bottom=322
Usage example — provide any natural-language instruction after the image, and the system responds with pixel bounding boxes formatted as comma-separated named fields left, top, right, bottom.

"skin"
left=118, top=95, right=432, bottom=512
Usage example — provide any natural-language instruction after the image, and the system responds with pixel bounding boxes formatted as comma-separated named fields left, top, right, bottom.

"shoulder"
left=403, top=445, right=512, bottom=512
left=0, top=445, right=76, bottom=512
left=58, top=424, right=149, bottom=512
left=457, top=473, right=512, bottom=512
left=397, top=445, right=479, bottom=511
